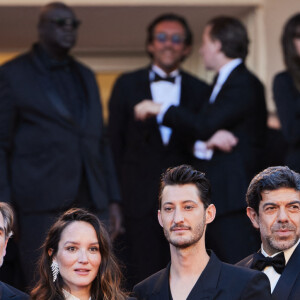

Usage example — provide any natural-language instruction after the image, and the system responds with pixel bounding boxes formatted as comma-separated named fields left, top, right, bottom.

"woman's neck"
left=63, top=287, right=91, bottom=300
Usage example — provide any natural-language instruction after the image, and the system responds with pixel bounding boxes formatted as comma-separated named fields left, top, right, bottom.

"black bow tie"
left=251, top=251, right=286, bottom=274
left=152, top=73, right=176, bottom=84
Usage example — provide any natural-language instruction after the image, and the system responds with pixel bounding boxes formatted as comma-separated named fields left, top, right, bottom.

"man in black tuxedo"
left=0, top=2, right=121, bottom=286
left=135, top=16, right=267, bottom=263
left=133, top=165, right=271, bottom=300
left=0, top=203, right=28, bottom=299
left=237, top=166, right=300, bottom=299
left=108, top=14, right=209, bottom=285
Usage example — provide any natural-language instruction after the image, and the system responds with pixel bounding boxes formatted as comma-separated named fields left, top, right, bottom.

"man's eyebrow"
left=163, top=200, right=198, bottom=206
left=0, top=226, right=4, bottom=233
left=262, top=202, right=277, bottom=208
left=262, top=200, right=300, bottom=208
left=287, top=200, right=300, bottom=205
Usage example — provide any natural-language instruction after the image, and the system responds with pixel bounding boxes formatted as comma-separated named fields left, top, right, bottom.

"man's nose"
left=173, top=208, right=184, bottom=223
left=277, top=207, right=289, bottom=222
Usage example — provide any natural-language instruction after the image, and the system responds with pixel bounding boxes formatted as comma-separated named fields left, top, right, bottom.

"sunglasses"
left=154, top=32, right=186, bottom=45
left=50, top=18, right=81, bottom=29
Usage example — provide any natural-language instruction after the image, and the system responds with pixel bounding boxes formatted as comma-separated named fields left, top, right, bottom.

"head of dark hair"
left=0, top=202, right=14, bottom=240
left=30, top=208, right=127, bottom=300
left=207, top=16, right=249, bottom=61
left=38, top=2, right=73, bottom=26
left=158, top=165, right=211, bottom=209
left=247, top=166, right=300, bottom=214
left=281, top=13, right=300, bottom=91
left=146, top=13, right=193, bottom=60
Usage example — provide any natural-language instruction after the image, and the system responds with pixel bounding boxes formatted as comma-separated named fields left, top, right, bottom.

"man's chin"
left=169, top=238, right=194, bottom=249
left=269, top=236, right=299, bottom=252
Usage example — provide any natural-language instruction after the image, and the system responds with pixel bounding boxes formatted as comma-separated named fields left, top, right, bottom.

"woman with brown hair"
left=30, top=208, right=130, bottom=300
left=273, top=13, right=300, bottom=172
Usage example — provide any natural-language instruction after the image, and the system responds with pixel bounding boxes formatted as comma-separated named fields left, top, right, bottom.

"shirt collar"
left=261, top=238, right=300, bottom=264
left=151, top=65, right=180, bottom=78
left=216, top=58, right=242, bottom=86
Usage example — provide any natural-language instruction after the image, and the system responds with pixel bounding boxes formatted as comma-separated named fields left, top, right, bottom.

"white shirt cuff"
left=193, top=140, right=214, bottom=160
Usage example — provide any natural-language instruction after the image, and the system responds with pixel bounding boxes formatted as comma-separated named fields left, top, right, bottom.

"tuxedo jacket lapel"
left=188, top=252, right=222, bottom=300
left=211, top=63, right=244, bottom=105
left=151, top=264, right=170, bottom=300
left=30, top=50, right=75, bottom=126
left=137, top=68, right=165, bottom=148
left=272, top=243, right=300, bottom=300
left=167, top=71, right=187, bottom=148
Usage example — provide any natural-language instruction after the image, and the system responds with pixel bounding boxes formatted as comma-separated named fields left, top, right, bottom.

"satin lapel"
left=138, top=68, right=165, bottom=147
left=167, top=71, right=185, bottom=148
left=151, top=264, right=170, bottom=300
left=72, top=62, right=90, bottom=129
left=187, top=252, right=222, bottom=300
left=212, top=63, right=244, bottom=105
left=30, top=51, right=75, bottom=125
left=272, top=243, right=300, bottom=300
left=0, top=281, right=14, bottom=299
left=243, top=251, right=260, bottom=268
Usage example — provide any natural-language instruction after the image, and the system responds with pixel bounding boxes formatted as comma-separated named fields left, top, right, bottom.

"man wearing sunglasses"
left=0, top=2, right=121, bottom=287
left=108, top=13, right=209, bottom=288
left=134, top=16, right=268, bottom=265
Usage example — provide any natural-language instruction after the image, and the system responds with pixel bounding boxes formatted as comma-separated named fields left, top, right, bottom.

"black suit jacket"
left=163, top=63, right=267, bottom=215
left=0, top=45, right=120, bottom=213
left=133, top=251, right=271, bottom=300
left=237, top=243, right=300, bottom=300
left=0, top=281, right=29, bottom=299
left=108, top=67, right=209, bottom=217
left=273, top=71, right=300, bottom=173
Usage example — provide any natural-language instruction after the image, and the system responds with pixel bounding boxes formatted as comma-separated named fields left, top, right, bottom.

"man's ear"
left=246, top=207, right=260, bottom=229
left=205, top=204, right=216, bottom=225
left=147, top=43, right=154, bottom=57
left=158, top=210, right=163, bottom=228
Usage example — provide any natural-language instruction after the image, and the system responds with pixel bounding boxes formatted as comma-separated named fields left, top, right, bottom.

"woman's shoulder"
left=274, top=70, right=290, bottom=81
left=273, top=70, right=295, bottom=91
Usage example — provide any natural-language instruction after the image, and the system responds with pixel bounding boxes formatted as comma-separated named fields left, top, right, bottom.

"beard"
left=163, top=215, right=206, bottom=249
left=265, top=222, right=299, bottom=253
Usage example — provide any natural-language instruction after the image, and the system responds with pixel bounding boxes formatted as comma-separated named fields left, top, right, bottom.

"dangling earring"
left=51, top=260, right=59, bottom=282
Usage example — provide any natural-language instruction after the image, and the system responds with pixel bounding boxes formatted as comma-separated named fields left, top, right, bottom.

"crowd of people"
left=0, top=1, right=300, bottom=299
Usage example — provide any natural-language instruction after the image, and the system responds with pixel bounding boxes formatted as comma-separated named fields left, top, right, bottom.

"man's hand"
left=134, top=100, right=162, bottom=121
left=206, top=130, right=238, bottom=152
left=109, top=203, right=123, bottom=241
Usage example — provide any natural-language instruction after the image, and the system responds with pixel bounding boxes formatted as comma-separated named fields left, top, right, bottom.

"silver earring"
left=51, top=260, right=59, bottom=282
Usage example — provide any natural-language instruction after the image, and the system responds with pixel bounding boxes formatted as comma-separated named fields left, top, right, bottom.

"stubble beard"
left=164, top=216, right=206, bottom=249
left=264, top=222, right=299, bottom=253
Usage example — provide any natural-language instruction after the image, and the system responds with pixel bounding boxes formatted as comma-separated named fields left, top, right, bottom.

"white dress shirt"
left=151, top=65, right=181, bottom=145
left=261, top=239, right=300, bottom=293
left=194, top=58, right=242, bottom=160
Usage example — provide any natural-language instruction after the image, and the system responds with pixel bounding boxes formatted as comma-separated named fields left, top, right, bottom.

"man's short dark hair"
left=146, top=13, right=193, bottom=59
left=158, top=165, right=211, bottom=209
left=207, top=16, right=249, bottom=61
left=38, top=2, right=73, bottom=26
left=246, top=166, right=300, bottom=214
